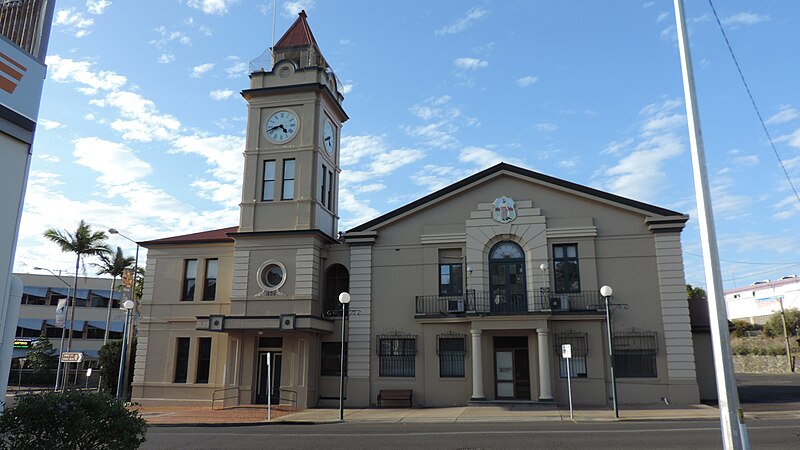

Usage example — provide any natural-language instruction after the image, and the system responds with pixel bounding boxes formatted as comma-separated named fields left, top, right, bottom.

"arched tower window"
left=324, top=264, right=349, bottom=315
left=488, top=241, right=527, bottom=313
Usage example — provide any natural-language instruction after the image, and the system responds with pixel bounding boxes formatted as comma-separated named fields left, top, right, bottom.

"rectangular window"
left=553, top=244, right=581, bottom=293
left=21, top=293, right=47, bottom=305
left=174, top=337, right=191, bottom=383
left=89, top=293, right=108, bottom=308
left=262, top=160, right=276, bottom=201
left=282, top=159, right=295, bottom=200
left=320, top=163, right=327, bottom=208
left=196, top=337, right=212, bottom=384
left=327, top=170, right=333, bottom=209
left=85, top=324, right=105, bottom=339
left=378, top=336, right=416, bottom=377
left=321, top=342, right=347, bottom=376
left=553, top=331, right=588, bottom=378
left=438, top=336, right=466, bottom=377
left=181, top=259, right=197, bottom=301
left=614, top=331, right=658, bottom=378
left=439, top=263, right=463, bottom=296
left=202, top=259, right=218, bottom=301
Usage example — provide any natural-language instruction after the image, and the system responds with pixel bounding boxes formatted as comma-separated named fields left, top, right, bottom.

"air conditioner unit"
left=448, top=299, right=465, bottom=313
left=549, top=295, right=569, bottom=311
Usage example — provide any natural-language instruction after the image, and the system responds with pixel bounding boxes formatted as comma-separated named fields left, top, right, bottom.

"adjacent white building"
left=724, top=276, right=800, bottom=325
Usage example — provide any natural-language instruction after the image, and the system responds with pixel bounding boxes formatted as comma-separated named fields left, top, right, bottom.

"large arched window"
left=488, top=241, right=527, bottom=313
left=324, top=264, right=349, bottom=315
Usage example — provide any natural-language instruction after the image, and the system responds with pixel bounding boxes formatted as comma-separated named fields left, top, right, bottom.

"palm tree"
left=44, top=220, right=110, bottom=388
left=94, top=246, right=134, bottom=344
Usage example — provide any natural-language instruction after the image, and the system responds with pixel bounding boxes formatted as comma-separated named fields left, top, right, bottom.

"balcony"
left=414, top=290, right=604, bottom=318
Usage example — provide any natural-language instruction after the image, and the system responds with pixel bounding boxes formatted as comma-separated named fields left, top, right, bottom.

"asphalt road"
left=142, top=419, right=800, bottom=450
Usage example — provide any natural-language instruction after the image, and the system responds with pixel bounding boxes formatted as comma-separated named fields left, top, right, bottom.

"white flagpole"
left=267, top=351, right=272, bottom=421
left=673, top=1, right=748, bottom=448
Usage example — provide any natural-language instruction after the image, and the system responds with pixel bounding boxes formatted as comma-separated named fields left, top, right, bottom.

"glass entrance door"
left=255, top=351, right=282, bottom=404
left=494, top=336, right=531, bottom=400
left=495, top=351, right=515, bottom=398
left=488, top=241, right=527, bottom=313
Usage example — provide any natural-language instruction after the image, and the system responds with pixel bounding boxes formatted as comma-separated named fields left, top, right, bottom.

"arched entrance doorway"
left=488, top=241, right=527, bottom=313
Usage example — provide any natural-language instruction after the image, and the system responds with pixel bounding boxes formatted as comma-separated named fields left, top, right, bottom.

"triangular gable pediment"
left=347, top=162, right=686, bottom=233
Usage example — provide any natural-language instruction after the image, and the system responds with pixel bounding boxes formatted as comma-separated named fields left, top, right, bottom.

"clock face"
left=323, top=120, right=335, bottom=154
left=265, top=110, right=298, bottom=143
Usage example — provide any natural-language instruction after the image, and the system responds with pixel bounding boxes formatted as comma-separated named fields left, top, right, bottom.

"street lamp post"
left=338, top=292, right=351, bottom=421
left=34, top=267, right=71, bottom=391
left=116, top=299, right=134, bottom=399
left=600, top=285, right=619, bottom=418
left=109, top=228, right=139, bottom=400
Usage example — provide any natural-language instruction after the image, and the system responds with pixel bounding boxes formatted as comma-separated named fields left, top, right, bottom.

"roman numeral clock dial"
left=265, top=110, right=298, bottom=143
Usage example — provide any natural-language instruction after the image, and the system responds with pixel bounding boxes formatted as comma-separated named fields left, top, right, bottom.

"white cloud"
left=340, top=83, right=353, bottom=94
left=46, top=55, right=127, bottom=94
left=459, top=146, right=524, bottom=169
left=411, top=165, right=473, bottom=192
left=516, top=76, right=538, bottom=87
left=557, top=158, right=579, bottom=170
left=72, top=137, right=152, bottom=186
left=38, top=119, right=62, bottom=130
left=86, top=0, right=111, bottom=15
left=151, top=26, right=192, bottom=52
left=54, top=8, right=94, bottom=37
left=534, top=123, right=558, bottom=132
left=404, top=121, right=459, bottom=149
left=733, top=155, right=759, bottom=167
left=37, top=154, right=60, bottom=163
left=354, top=183, right=385, bottom=193
left=283, top=0, right=314, bottom=17
left=158, top=54, right=175, bottom=64
left=188, top=0, right=239, bottom=15
left=104, top=91, right=182, bottom=142
left=210, top=89, right=234, bottom=100
left=410, top=95, right=456, bottom=120
left=600, top=98, right=686, bottom=202
left=435, top=6, right=489, bottom=35
left=777, top=128, right=800, bottom=149
left=454, top=57, right=488, bottom=70
left=339, top=135, right=425, bottom=183
left=338, top=188, right=379, bottom=230
left=171, top=134, right=245, bottom=184
left=722, top=12, right=769, bottom=27
left=766, top=105, right=799, bottom=125
left=191, top=63, right=215, bottom=78
left=225, top=61, right=248, bottom=78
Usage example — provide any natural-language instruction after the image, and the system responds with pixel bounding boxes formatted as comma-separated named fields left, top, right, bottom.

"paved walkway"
left=134, top=402, right=800, bottom=426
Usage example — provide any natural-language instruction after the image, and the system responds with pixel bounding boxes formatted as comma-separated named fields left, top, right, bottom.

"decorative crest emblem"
left=492, top=196, right=517, bottom=223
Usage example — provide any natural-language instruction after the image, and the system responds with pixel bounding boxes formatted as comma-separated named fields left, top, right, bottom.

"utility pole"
left=673, top=1, right=748, bottom=448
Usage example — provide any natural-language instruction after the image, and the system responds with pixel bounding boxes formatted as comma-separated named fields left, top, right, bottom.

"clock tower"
left=238, top=10, right=347, bottom=238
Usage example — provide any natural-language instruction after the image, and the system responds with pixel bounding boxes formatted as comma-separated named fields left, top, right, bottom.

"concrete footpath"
left=135, top=402, right=800, bottom=427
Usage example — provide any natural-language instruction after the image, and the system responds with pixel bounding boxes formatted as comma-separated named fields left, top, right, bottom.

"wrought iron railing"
left=414, top=290, right=603, bottom=317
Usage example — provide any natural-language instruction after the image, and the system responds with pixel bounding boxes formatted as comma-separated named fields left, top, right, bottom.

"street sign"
left=60, top=352, right=84, bottom=363
left=562, top=343, right=572, bottom=359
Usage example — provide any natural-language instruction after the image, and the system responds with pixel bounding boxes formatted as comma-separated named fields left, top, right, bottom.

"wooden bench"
left=377, top=389, right=412, bottom=407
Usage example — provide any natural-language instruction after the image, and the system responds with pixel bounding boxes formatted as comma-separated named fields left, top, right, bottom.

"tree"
left=26, top=334, right=57, bottom=385
left=43, top=220, right=110, bottom=388
left=98, top=338, right=136, bottom=396
left=730, top=319, right=753, bottom=338
left=686, top=284, right=706, bottom=301
left=763, top=308, right=800, bottom=338
left=94, top=246, right=134, bottom=344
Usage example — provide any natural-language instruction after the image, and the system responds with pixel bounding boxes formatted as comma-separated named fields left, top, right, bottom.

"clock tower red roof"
left=274, top=10, right=318, bottom=50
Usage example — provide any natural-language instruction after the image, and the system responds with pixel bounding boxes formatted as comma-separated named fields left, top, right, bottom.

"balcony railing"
left=415, top=290, right=604, bottom=318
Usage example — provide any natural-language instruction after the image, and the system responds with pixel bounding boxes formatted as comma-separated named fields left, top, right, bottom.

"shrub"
left=0, top=390, right=147, bottom=450
left=730, top=319, right=753, bottom=338
left=731, top=336, right=800, bottom=356
left=763, top=308, right=800, bottom=337
left=98, top=338, right=136, bottom=397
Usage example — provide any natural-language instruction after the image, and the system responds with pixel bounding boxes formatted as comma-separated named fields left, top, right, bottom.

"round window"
left=256, top=260, right=287, bottom=291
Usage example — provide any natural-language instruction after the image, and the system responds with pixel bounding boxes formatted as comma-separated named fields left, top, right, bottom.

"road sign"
left=60, top=352, right=84, bottom=363
left=562, top=343, right=572, bottom=359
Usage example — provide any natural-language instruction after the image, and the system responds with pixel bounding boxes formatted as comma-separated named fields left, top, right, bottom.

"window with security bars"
left=553, top=331, right=588, bottom=378
left=378, top=336, right=416, bottom=377
left=613, top=331, right=658, bottom=378
left=437, top=335, right=466, bottom=377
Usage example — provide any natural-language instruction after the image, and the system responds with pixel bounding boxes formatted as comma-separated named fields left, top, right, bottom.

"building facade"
left=10, top=273, right=124, bottom=383
left=724, top=276, right=800, bottom=325
left=131, top=12, right=701, bottom=408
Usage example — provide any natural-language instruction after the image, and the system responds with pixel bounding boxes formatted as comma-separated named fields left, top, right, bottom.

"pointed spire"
left=274, top=10, right=318, bottom=50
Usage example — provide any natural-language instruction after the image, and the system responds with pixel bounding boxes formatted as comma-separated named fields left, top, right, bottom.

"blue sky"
left=13, top=0, right=800, bottom=292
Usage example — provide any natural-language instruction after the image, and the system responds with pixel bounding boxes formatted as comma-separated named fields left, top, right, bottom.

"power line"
left=684, top=251, right=800, bottom=266
left=707, top=0, right=800, bottom=209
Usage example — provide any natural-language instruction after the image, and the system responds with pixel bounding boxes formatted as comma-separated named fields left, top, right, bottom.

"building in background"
left=724, top=276, right=800, bottom=325
left=131, top=12, right=703, bottom=409
left=0, top=0, right=56, bottom=408
left=10, top=273, right=124, bottom=385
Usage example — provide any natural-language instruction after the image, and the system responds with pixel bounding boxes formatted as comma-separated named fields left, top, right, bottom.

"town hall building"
left=131, top=12, right=704, bottom=409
